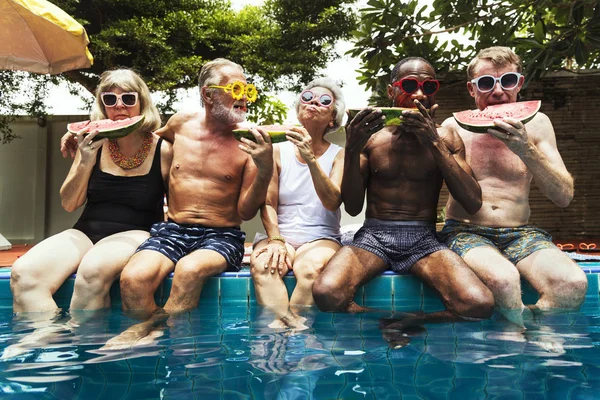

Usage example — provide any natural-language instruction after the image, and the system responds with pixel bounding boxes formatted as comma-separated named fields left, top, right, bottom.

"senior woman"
left=250, top=77, right=345, bottom=329
left=11, top=69, right=172, bottom=313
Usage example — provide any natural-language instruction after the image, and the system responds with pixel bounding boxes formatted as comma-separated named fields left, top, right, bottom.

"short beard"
left=212, top=101, right=246, bottom=125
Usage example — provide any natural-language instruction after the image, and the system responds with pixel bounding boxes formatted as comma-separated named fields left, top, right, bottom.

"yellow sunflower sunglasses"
left=208, top=81, right=258, bottom=103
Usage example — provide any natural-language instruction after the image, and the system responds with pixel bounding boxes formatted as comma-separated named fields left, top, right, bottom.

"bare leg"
left=249, top=240, right=301, bottom=328
left=411, top=249, right=494, bottom=321
left=313, top=245, right=388, bottom=313
left=290, top=239, right=340, bottom=310
left=70, top=230, right=150, bottom=310
left=120, top=250, right=174, bottom=314
left=462, top=246, right=526, bottom=326
left=11, top=229, right=92, bottom=313
left=517, top=248, right=587, bottom=309
left=163, top=249, right=227, bottom=313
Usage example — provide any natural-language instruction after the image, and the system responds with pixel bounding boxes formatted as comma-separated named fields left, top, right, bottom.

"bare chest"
left=171, top=134, right=246, bottom=183
left=368, top=133, right=440, bottom=182
left=464, top=133, right=530, bottom=183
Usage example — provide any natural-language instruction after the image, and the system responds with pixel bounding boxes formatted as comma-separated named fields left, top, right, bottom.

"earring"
left=329, top=121, right=334, bottom=127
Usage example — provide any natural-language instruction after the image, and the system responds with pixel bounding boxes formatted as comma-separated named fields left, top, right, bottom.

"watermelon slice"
left=232, top=124, right=297, bottom=143
left=347, top=107, right=421, bottom=126
left=67, top=115, right=145, bottom=140
left=452, top=100, right=541, bottom=133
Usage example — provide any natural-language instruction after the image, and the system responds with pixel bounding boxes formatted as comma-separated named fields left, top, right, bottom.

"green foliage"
left=1, top=0, right=357, bottom=142
left=351, top=0, right=600, bottom=105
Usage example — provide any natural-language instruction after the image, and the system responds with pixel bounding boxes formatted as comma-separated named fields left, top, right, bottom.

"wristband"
left=268, top=235, right=286, bottom=244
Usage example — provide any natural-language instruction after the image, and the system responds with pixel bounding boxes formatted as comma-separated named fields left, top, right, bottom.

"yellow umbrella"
left=0, top=0, right=93, bottom=74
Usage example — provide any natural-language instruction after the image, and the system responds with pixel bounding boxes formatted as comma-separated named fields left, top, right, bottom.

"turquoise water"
left=1, top=295, right=600, bottom=399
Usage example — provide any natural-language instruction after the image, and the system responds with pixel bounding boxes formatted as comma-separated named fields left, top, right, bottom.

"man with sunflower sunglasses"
left=439, top=47, right=586, bottom=326
left=314, top=57, right=494, bottom=324
left=117, top=58, right=273, bottom=318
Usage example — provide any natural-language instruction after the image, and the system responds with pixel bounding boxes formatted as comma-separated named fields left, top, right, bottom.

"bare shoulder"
left=525, top=111, right=556, bottom=143
left=167, top=110, right=203, bottom=128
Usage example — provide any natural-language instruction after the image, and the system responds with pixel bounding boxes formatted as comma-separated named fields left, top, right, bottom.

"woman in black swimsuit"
left=11, top=69, right=173, bottom=313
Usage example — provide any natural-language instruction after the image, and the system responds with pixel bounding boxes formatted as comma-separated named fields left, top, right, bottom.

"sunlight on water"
left=1, top=296, right=600, bottom=399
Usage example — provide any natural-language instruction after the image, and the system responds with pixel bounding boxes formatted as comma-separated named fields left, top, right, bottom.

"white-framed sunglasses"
left=470, top=72, right=523, bottom=93
left=100, top=92, right=139, bottom=107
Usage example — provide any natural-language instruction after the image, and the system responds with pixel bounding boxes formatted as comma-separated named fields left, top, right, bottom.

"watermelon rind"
left=347, top=107, right=425, bottom=126
left=67, top=115, right=145, bottom=140
left=232, top=125, right=294, bottom=143
left=452, top=100, right=541, bottom=133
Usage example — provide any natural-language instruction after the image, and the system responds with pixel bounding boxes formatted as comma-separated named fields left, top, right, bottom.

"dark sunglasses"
left=392, top=78, right=440, bottom=95
left=470, top=72, right=522, bottom=93
left=100, top=92, right=139, bottom=107
left=300, top=90, right=333, bottom=107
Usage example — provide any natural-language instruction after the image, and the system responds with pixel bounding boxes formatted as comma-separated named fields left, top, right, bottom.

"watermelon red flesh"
left=67, top=115, right=145, bottom=140
left=452, top=100, right=541, bottom=133
left=232, top=124, right=298, bottom=143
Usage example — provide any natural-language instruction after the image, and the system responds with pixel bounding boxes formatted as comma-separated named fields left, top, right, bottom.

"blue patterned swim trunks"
left=350, top=218, right=448, bottom=273
left=136, top=220, right=246, bottom=271
left=439, top=219, right=557, bottom=265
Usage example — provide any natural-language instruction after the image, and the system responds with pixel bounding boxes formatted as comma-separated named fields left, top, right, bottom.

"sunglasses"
left=300, top=90, right=334, bottom=107
left=471, top=72, right=522, bottom=93
left=208, top=81, right=258, bottom=102
left=392, top=78, right=440, bottom=96
left=101, top=92, right=138, bottom=108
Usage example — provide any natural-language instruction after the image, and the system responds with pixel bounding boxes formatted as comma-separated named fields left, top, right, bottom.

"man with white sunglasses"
left=440, top=46, right=586, bottom=326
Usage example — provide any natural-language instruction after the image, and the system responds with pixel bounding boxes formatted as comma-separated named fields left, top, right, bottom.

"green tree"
left=1, top=0, right=357, bottom=143
left=349, top=0, right=600, bottom=105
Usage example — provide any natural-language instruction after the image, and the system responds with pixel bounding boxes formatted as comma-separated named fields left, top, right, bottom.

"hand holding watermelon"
left=486, top=117, right=531, bottom=155
left=400, top=100, right=442, bottom=144
left=74, top=127, right=108, bottom=162
left=345, top=107, right=386, bottom=153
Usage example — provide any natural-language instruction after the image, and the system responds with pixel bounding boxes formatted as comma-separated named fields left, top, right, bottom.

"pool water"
left=1, top=294, right=600, bottom=399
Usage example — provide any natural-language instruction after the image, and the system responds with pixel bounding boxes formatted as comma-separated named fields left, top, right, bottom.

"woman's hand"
left=75, top=128, right=108, bottom=163
left=286, top=126, right=315, bottom=163
left=255, top=241, right=292, bottom=276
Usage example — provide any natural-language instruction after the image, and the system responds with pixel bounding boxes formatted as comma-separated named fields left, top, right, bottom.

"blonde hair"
left=91, top=69, right=161, bottom=134
left=467, top=46, right=522, bottom=80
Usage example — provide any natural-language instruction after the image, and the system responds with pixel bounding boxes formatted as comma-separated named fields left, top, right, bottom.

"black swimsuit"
left=73, top=138, right=165, bottom=243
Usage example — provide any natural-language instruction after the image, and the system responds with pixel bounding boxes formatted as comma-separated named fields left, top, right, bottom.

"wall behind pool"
left=0, top=119, right=363, bottom=244
left=1, top=69, right=600, bottom=244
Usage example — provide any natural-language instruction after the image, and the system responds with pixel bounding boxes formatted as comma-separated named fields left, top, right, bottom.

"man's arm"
left=342, top=108, right=385, bottom=216
left=405, top=101, right=482, bottom=214
left=488, top=112, right=574, bottom=207
left=237, top=128, right=274, bottom=220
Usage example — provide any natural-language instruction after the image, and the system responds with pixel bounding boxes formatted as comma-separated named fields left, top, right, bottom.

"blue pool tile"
left=220, top=277, right=249, bottom=305
left=364, top=276, right=393, bottom=308
left=199, top=278, right=220, bottom=304
left=586, top=273, right=598, bottom=297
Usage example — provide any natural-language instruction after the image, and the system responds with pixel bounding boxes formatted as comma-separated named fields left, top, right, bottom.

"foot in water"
left=378, top=315, right=427, bottom=349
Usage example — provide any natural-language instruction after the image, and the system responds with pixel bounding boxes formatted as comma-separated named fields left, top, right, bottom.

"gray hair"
left=198, top=58, right=244, bottom=106
left=91, top=69, right=161, bottom=134
left=294, top=77, right=345, bottom=135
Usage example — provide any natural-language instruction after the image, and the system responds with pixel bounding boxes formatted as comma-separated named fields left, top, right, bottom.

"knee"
left=249, top=255, right=271, bottom=280
left=490, top=269, right=522, bottom=298
left=175, top=258, right=211, bottom=283
left=294, top=258, right=327, bottom=283
left=549, top=268, right=588, bottom=308
left=451, top=284, right=495, bottom=320
left=74, top=263, right=113, bottom=296
left=120, top=262, right=154, bottom=295
left=10, top=258, right=40, bottom=294
left=312, top=275, right=348, bottom=312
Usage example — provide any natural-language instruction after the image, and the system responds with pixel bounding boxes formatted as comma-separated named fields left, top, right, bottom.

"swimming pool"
left=1, top=268, right=599, bottom=399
